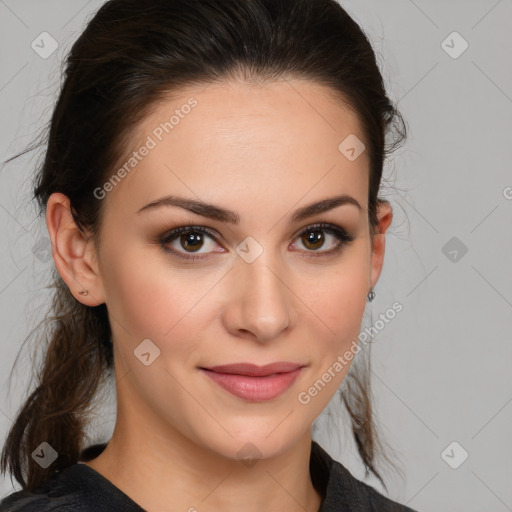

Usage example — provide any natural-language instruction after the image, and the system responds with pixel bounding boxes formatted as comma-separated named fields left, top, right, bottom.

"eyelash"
left=158, top=222, right=355, bottom=261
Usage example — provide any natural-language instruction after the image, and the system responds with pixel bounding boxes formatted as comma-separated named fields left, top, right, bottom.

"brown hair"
left=1, top=0, right=407, bottom=492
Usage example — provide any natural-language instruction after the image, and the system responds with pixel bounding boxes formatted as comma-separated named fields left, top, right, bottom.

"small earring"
left=367, top=288, right=375, bottom=302
left=78, top=289, right=88, bottom=296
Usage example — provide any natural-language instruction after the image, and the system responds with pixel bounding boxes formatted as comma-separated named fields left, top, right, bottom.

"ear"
left=46, top=192, right=106, bottom=306
left=369, top=200, right=393, bottom=291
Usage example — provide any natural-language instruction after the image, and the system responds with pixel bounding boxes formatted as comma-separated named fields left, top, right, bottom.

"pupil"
left=305, top=230, right=324, bottom=249
left=182, top=232, right=202, bottom=251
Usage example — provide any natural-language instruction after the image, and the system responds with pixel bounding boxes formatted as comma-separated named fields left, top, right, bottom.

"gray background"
left=1, top=1, right=511, bottom=510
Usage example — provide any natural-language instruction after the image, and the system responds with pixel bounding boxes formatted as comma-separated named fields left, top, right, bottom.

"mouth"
left=199, top=362, right=305, bottom=402
left=202, top=362, right=304, bottom=377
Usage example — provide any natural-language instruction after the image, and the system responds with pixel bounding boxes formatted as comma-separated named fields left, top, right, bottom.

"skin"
left=46, top=77, right=392, bottom=512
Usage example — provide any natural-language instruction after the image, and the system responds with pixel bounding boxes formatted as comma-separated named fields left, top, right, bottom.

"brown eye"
left=293, top=223, right=355, bottom=257
left=159, top=226, right=221, bottom=260
left=301, top=229, right=326, bottom=250
left=158, top=222, right=354, bottom=262
left=178, top=232, right=204, bottom=252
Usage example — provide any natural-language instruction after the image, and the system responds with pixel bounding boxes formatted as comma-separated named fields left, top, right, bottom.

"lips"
left=200, top=362, right=305, bottom=402
left=202, top=362, right=304, bottom=377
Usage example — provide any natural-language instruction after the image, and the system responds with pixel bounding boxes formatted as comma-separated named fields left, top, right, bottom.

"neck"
left=84, top=396, right=323, bottom=512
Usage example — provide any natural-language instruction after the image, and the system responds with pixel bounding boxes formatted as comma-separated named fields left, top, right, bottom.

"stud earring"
left=78, top=289, right=88, bottom=296
left=367, top=288, right=375, bottom=302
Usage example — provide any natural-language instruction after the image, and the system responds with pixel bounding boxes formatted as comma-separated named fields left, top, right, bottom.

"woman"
left=0, top=0, right=416, bottom=510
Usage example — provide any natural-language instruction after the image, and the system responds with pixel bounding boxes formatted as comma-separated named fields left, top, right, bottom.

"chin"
left=200, top=424, right=306, bottom=464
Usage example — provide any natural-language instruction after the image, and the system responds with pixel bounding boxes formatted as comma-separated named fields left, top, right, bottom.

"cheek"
left=100, top=244, right=223, bottom=355
left=288, top=267, right=369, bottom=418
left=301, top=261, right=368, bottom=338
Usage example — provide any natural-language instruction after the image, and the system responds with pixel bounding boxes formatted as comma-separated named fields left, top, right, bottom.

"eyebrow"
left=136, top=193, right=362, bottom=223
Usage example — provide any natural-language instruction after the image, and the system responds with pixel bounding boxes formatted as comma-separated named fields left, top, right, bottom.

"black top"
left=0, top=441, right=418, bottom=511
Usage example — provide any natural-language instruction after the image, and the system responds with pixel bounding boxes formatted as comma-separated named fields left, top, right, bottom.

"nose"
left=222, top=254, right=296, bottom=343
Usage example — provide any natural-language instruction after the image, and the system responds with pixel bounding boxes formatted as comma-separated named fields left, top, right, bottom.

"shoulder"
left=0, top=462, right=142, bottom=512
left=0, top=464, right=108, bottom=512
left=329, top=464, right=418, bottom=511
left=311, top=441, right=419, bottom=512
left=0, top=465, right=87, bottom=511
left=0, top=487, right=82, bottom=512
left=349, top=475, right=418, bottom=512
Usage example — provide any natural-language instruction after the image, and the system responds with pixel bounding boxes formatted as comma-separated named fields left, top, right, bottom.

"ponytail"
left=1, top=272, right=112, bottom=490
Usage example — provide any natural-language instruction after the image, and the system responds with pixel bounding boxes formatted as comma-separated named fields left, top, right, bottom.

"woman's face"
left=86, top=79, right=388, bottom=461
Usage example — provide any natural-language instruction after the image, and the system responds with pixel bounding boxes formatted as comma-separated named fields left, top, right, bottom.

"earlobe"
left=45, top=192, right=106, bottom=306
left=369, top=200, right=393, bottom=291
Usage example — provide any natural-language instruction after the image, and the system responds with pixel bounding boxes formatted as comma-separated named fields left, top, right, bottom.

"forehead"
left=102, top=79, right=369, bottom=216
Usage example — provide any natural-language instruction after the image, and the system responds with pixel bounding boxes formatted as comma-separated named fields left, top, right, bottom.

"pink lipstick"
left=200, top=362, right=304, bottom=402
